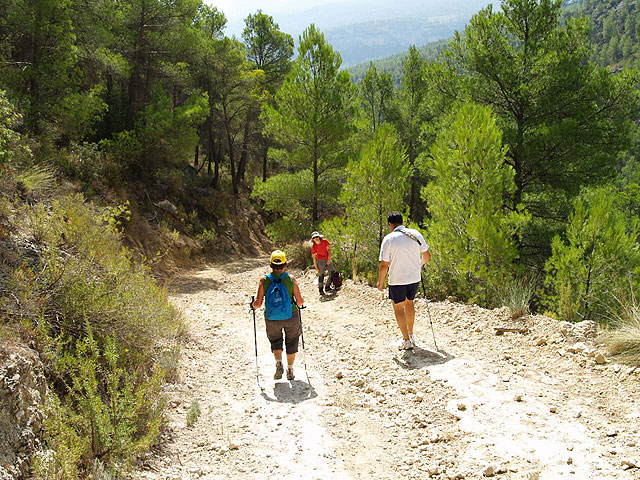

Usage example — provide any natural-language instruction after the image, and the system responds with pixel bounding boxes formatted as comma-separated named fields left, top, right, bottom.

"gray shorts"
left=264, top=310, right=301, bottom=354
left=317, top=259, right=335, bottom=287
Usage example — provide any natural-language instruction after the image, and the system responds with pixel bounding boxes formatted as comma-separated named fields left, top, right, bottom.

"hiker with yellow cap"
left=252, top=250, right=304, bottom=380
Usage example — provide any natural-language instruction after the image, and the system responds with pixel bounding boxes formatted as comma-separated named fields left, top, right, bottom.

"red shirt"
left=311, top=238, right=330, bottom=260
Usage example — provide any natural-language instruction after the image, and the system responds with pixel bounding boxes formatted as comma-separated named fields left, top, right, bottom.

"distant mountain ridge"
left=326, top=15, right=469, bottom=67
left=347, top=0, right=640, bottom=82
left=224, top=0, right=491, bottom=67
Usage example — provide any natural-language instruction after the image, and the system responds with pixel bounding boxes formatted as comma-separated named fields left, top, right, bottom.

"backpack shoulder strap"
left=399, top=228, right=422, bottom=246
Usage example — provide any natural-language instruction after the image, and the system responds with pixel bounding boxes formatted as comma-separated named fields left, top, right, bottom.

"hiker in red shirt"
left=311, top=231, right=335, bottom=296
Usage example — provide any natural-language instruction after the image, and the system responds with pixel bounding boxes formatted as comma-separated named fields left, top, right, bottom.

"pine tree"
left=391, top=46, right=428, bottom=223
left=359, top=63, right=394, bottom=135
left=428, top=0, right=640, bottom=261
left=423, top=103, right=526, bottom=303
left=335, top=123, right=410, bottom=275
left=545, top=188, right=640, bottom=323
left=257, top=24, right=357, bottom=235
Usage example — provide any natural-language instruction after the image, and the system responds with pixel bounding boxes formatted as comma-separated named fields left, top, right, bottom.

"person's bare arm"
left=377, top=260, right=390, bottom=291
left=312, top=252, right=318, bottom=270
left=252, top=278, right=265, bottom=309
left=326, top=244, right=332, bottom=264
left=421, top=250, right=431, bottom=266
left=292, top=276, right=304, bottom=307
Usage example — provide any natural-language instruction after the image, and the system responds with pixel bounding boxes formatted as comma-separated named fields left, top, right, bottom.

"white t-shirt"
left=379, top=226, right=429, bottom=286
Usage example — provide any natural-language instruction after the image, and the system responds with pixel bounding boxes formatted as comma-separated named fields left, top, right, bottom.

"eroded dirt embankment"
left=130, top=258, right=640, bottom=480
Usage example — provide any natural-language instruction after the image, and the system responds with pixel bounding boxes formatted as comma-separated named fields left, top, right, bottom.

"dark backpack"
left=331, top=271, right=343, bottom=288
left=265, top=273, right=293, bottom=320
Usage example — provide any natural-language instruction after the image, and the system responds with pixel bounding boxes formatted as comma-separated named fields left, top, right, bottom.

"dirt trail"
left=131, top=258, right=640, bottom=480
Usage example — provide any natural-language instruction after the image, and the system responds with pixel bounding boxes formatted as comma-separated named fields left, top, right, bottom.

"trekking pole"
left=293, top=299, right=311, bottom=385
left=420, top=272, right=439, bottom=351
left=250, top=296, right=264, bottom=392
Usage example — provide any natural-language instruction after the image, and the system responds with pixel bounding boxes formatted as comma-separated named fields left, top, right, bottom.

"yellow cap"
left=270, top=250, right=287, bottom=265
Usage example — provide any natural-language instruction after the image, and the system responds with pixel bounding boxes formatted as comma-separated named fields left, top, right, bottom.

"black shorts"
left=389, top=283, right=419, bottom=303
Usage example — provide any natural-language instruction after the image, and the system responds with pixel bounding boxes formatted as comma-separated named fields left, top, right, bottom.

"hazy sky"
left=208, top=0, right=490, bottom=39
left=210, top=0, right=333, bottom=31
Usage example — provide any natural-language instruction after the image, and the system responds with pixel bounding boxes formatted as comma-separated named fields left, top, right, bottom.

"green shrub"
left=36, top=332, right=163, bottom=478
left=285, top=241, right=313, bottom=269
left=186, top=399, right=201, bottom=428
left=8, top=194, right=179, bottom=367
left=2, top=193, right=181, bottom=476
left=265, top=217, right=309, bottom=244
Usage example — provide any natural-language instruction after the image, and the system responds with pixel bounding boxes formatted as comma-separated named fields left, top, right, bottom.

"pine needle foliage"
left=422, top=102, right=528, bottom=304
left=545, top=188, right=640, bottom=323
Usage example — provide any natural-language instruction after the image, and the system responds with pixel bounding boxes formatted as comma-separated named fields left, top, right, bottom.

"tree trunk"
left=194, top=127, right=200, bottom=167
left=313, top=152, right=319, bottom=223
left=223, top=102, right=238, bottom=194
left=235, top=115, right=252, bottom=193
left=214, top=140, right=222, bottom=188
left=262, top=142, right=269, bottom=182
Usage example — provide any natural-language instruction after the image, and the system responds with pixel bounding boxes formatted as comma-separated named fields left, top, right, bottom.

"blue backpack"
left=265, top=273, right=293, bottom=320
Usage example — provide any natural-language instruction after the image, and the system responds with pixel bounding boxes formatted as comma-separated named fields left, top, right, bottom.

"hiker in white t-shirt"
left=377, top=212, right=431, bottom=350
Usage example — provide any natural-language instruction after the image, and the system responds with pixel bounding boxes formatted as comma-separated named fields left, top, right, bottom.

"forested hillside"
left=2, top=0, right=640, bottom=478
left=350, top=0, right=640, bottom=80
left=349, top=39, right=450, bottom=84
left=567, top=0, right=640, bottom=68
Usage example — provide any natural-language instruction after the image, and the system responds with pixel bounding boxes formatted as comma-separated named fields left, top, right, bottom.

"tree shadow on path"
left=260, top=379, right=318, bottom=404
left=168, top=277, right=222, bottom=294
left=393, top=346, right=455, bottom=370
left=215, top=257, right=267, bottom=275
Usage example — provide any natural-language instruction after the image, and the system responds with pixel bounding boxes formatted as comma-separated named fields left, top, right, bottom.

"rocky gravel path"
left=130, top=258, right=640, bottom=480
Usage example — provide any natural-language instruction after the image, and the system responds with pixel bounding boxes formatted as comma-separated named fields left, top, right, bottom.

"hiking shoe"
left=409, top=334, right=418, bottom=348
left=398, top=338, right=414, bottom=350
left=274, top=363, right=284, bottom=380
left=286, top=367, right=295, bottom=380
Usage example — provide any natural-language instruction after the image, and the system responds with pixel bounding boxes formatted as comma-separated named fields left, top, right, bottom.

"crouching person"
left=252, top=250, right=305, bottom=380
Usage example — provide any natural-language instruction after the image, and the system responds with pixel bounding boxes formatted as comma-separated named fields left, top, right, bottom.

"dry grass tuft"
left=499, top=278, right=534, bottom=319
left=605, top=302, right=640, bottom=366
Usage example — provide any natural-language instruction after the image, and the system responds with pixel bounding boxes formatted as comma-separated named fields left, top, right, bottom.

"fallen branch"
left=494, top=326, right=530, bottom=336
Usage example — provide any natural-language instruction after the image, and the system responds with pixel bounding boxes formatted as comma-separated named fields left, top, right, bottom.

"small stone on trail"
left=483, top=465, right=495, bottom=477
left=447, top=471, right=465, bottom=479
left=567, top=457, right=573, bottom=465
left=427, top=464, right=442, bottom=476
left=549, top=406, right=558, bottom=413
left=336, top=371, right=343, bottom=379
left=614, top=364, right=621, bottom=373
left=457, top=403, right=467, bottom=411
left=621, top=459, right=638, bottom=469
left=228, top=442, right=240, bottom=450
left=594, top=352, right=607, bottom=364
left=514, top=394, right=523, bottom=402
left=606, top=429, right=618, bottom=437
left=567, top=343, right=587, bottom=354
